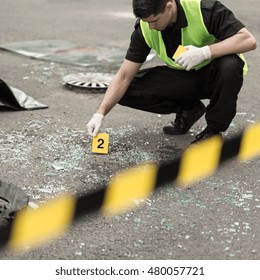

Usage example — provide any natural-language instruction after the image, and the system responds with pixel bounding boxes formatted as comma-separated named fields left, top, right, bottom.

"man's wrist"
left=202, top=45, right=211, bottom=60
left=94, top=113, right=104, bottom=119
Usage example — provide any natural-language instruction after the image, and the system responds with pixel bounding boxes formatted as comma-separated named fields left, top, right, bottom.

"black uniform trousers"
left=118, top=54, right=244, bottom=132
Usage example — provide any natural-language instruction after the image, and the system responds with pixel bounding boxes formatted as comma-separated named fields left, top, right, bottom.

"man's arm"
left=96, top=59, right=143, bottom=116
left=86, top=59, right=143, bottom=136
left=209, top=27, right=257, bottom=58
left=175, top=27, right=256, bottom=71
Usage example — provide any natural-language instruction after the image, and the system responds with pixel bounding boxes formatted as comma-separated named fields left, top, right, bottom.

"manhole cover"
left=0, top=197, right=10, bottom=216
left=0, top=180, right=29, bottom=221
left=62, top=72, right=114, bottom=91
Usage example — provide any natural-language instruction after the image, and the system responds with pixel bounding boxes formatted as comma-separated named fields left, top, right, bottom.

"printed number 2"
left=97, top=139, right=104, bottom=149
left=92, top=133, right=109, bottom=154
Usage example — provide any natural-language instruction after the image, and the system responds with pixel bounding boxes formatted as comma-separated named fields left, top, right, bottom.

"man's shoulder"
left=200, top=0, right=219, bottom=10
left=181, top=0, right=224, bottom=12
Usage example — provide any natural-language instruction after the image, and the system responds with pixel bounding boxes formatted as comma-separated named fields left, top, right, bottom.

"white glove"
left=86, top=113, right=104, bottom=137
left=175, top=45, right=211, bottom=71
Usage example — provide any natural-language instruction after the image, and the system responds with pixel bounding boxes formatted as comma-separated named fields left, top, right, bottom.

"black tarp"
left=0, top=79, right=48, bottom=110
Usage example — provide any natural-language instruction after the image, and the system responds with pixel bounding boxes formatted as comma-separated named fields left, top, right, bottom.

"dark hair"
left=132, top=0, right=171, bottom=18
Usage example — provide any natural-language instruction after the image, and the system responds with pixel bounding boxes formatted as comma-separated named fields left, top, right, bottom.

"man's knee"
left=213, top=54, right=244, bottom=76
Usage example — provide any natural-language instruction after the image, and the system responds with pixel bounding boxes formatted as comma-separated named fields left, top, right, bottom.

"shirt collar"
left=169, top=0, right=187, bottom=30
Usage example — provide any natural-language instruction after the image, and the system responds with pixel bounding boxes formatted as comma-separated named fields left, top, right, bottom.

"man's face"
left=141, top=1, right=176, bottom=31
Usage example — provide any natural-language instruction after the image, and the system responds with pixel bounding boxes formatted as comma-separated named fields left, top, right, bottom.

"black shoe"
left=191, top=126, right=222, bottom=144
left=163, top=101, right=206, bottom=135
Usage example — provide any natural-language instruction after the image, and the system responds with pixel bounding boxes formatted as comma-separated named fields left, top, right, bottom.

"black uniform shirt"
left=125, top=0, right=245, bottom=63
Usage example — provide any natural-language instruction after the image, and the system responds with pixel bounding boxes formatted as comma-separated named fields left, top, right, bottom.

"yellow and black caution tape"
left=1, top=122, right=260, bottom=251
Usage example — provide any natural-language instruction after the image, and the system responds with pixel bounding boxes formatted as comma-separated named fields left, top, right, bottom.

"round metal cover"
left=0, top=180, right=29, bottom=221
left=62, top=72, right=114, bottom=90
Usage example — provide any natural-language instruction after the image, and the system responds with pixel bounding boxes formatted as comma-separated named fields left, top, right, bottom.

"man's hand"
left=175, top=45, right=211, bottom=71
left=86, top=113, right=104, bottom=137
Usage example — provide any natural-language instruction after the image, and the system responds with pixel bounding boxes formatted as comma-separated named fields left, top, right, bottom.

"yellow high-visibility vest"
left=140, top=0, right=248, bottom=74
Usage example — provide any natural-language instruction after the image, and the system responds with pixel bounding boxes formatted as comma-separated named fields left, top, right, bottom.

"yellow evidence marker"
left=172, top=45, right=188, bottom=60
left=92, top=133, right=109, bottom=154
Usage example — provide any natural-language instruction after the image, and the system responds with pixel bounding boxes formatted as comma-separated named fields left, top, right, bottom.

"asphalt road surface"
left=0, top=0, right=259, bottom=260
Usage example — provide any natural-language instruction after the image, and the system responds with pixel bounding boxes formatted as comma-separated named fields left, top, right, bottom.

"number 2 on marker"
left=92, top=133, right=109, bottom=154
left=97, top=138, right=105, bottom=149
